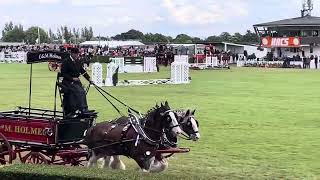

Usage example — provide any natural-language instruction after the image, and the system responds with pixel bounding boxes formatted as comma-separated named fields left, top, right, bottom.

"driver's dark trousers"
left=62, top=81, right=88, bottom=114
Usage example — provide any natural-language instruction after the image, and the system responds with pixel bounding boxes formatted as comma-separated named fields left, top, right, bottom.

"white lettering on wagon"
left=0, top=125, right=45, bottom=136
left=39, top=53, right=62, bottom=60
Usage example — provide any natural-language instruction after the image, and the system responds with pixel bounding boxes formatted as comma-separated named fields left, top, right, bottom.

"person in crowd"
left=306, top=56, right=311, bottom=69
left=315, top=55, right=318, bottom=69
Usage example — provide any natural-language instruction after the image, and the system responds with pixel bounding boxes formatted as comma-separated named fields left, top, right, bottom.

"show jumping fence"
left=0, top=51, right=27, bottom=63
left=109, top=57, right=157, bottom=73
left=95, top=55, right=190, bottom=87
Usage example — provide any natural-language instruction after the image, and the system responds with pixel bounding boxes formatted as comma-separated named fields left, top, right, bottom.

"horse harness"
left=92, top=110, right=176, bottom=151
left=128, top=112, right=161, bottom=147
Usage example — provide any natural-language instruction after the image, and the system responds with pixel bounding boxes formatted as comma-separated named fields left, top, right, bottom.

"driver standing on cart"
left=60, top=47, right=94, bottom=118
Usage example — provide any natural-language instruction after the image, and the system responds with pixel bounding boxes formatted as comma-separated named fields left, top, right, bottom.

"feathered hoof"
left=110, top=158, right=126, bottom=170
left=149, top=159, right=168, bottom=173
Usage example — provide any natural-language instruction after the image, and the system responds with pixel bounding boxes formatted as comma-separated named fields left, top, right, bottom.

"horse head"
left=179, top=109, right=200, bottom=141
left=159, top=101, right=182, bottom=136
left=145, top=101, right=182, bottom=137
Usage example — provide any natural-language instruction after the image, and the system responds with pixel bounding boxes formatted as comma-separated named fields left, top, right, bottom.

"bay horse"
left=104, top=109, right=201, bottom=173
left=83, top=101, right=182, bottom=172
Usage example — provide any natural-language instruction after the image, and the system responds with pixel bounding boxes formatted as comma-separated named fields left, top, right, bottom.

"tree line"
left=1, top=22, right=94, bottom=44
left=113, top=29, right=258, bottom=44
left=1, top=22, right=259, bottom=44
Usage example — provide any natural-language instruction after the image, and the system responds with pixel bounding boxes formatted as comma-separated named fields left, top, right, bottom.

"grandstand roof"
left=253, top=15, right=320, bottom=27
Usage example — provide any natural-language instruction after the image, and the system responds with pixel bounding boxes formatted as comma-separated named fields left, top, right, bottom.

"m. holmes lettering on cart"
left=1, top=125, right=45, bottom=136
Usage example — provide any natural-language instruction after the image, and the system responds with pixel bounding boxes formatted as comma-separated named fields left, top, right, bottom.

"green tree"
left=72, top=28, right=80, bottom=43
left=219, top=32, right=232, bottom=42
left=166, top=36, right=173, bottom=43
left=97, top=36, right=111, bottom=41
left=88, top=27, right=94, bottom=40
left=56, top=28, right=63, bottom=42
left=2, top=24, right=25, bottom=42
left=25, top=26, right=49, bottom=44
left=112, top=29, right=144, bottom=40
left=81, top=26, right=94, bottom=41
left=81, top=27, right=85, bottom=39
left=192, top=37, right=202, bottom=43
left=242, top=30, right=258, bottom=43
left=230, top=32, right=243, bottom=43
left=56, top=26, right=72, bottom=43
left=174, top=34, right=194, bottom=43
left=206, top=35, right=221, bottom=42
left=63, top=26, right=72, bottom=43
left=2, top=22, right=14, bottom=39
left=48, top=28, right=57, bottom=43
left=142, top=33, right=170, bottom=43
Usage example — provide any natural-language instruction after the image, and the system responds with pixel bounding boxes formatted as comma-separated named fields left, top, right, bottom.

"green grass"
left=0, top=64, right=320, bottom=179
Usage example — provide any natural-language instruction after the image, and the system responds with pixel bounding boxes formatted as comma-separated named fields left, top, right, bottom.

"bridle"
left=143, top=109, right=178, bottom=132
left=129, top=108, right=179, bottom=146
left=162, top=110, right=180, bottom=130
left=178, top=115, right=199, bottom=140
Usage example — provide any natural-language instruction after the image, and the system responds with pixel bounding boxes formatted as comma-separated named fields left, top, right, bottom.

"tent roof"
left=80, top=40, right=144, bottom=48
left=0, top=42, right=25, bottom=46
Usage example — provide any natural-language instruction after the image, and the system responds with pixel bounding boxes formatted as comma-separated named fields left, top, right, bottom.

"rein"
left=91, top=139, right=137, bottom=150
left=93, top=84, right=140, bottom=116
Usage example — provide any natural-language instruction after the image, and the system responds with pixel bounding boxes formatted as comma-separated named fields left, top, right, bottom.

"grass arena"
left=0, top=63, right=319, bottom=179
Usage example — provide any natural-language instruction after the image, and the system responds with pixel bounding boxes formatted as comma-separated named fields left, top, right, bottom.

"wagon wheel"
left=0, top=132, right=13, bottom=165
left=20, top=151, right=49, bottom=164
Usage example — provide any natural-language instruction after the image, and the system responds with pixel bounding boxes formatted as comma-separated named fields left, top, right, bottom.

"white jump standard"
left=91, top=62, right=103, bottom=87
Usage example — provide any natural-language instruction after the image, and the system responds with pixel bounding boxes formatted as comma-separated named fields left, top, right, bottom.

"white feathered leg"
left=149, top=158, right=168, bottom=173
left=87, top=151, right=98, bottom=167
left=110, top=155, right=126, bottom=170
left=102, top=156, right=112, bottom=168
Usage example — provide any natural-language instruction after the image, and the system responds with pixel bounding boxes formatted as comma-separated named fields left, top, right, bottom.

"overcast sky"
left=0, top=0, right=319, bottom=38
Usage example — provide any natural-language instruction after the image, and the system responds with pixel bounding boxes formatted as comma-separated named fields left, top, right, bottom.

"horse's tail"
left=82, top=126, right=93, bottom=145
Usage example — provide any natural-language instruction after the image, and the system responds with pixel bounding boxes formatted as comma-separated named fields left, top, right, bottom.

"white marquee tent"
left=80, top=40, right=144, bottom=48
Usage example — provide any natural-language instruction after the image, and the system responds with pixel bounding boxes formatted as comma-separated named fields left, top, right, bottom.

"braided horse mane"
left=140, top=102, right=169, bottom=125
left=174, top=109, right=186, bottom=117
left=174, top=109, right=187, bottom=122
left=109, top=103, right=169, bottom=125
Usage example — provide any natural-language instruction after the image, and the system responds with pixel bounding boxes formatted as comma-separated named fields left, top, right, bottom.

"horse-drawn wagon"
left=0, top=51, right=96, bottom=166
left=0, top=50, right=199, bottom=172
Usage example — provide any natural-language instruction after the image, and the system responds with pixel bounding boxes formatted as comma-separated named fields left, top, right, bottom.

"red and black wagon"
left=0, top=51, right=96, bottom=166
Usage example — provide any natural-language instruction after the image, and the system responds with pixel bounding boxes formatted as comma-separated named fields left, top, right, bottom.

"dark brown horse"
left=84, top=102, right=182, bottom=172
left=105, top=109, right=201, bottom=173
